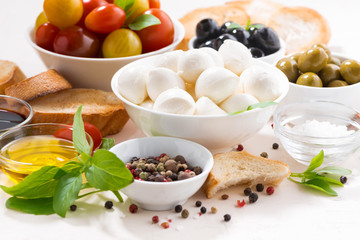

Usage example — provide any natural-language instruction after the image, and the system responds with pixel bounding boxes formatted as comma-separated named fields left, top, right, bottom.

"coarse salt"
left=291, top=120, right=354, bottom=137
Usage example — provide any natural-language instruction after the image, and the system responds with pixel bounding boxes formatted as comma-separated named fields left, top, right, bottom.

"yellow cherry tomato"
left=35, top=12, right=48, bottom=31
left=125, top=0, right=149, bottom=24
left=102, top=29, right=142, bottom=58
left=43, top=0, right=83, bottom=29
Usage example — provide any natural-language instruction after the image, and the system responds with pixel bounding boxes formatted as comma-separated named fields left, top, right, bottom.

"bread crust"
left=5, top=69, right=72, bottom=102
left=0, top=60, right=26, bottom=94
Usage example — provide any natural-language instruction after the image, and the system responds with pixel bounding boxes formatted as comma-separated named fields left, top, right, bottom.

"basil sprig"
left=289, top=150, right=352, bottom=196
left=0, top=106, right=133, bottom=217
left=228, top=101, right=277, bottom=116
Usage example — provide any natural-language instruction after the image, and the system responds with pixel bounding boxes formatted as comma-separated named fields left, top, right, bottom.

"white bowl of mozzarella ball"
left=112, top=40, right=289, bottom=150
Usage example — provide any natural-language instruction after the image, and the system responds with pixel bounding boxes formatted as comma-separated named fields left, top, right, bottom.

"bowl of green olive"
left=275, top=44, right=360, bottom=111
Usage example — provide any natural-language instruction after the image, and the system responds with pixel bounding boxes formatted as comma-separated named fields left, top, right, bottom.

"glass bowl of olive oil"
left=0, top=123, right=93, bottom=182
left=0, top=95, right=33, bottom=134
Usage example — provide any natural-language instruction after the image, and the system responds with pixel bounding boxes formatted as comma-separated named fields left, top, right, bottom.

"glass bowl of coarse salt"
left=273, top=101, right=360, bottom=166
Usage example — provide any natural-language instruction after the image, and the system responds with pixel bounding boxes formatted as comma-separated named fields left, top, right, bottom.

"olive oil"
left=0, top=135, right=78, bottom=182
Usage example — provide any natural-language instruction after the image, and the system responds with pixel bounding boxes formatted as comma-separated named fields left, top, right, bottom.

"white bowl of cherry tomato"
left=28, top=0, right=185, bottom=91
left=188, top=19, right=285, bottom=64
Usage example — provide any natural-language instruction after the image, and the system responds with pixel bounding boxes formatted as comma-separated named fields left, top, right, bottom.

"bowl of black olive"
left=276, top=43, right=360, bottom=111
left=188, top=18, right=285, bottom=64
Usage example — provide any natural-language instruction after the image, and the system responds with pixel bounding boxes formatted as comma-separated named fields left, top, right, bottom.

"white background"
left=1, top=0, right=360, bottom=239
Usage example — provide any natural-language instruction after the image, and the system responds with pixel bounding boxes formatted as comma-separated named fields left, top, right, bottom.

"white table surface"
left=1, top=0, right=360, bottom=239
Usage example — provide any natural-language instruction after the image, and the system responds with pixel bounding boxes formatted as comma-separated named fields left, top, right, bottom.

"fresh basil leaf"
left=6, top=197, right=55, bottom=215
left=226, top=22, right=243, bottom=29
left=100, top=138, right=115, bottom=150
left=114, top=0, right=135, bottom=12
left=128, top=14, right=161, bottom=31
left=245, top=19, right=251, bottom=30
left=73, top=105, right=91, bottom=155
left=315, top=166, right=352, bottom=176
left=85, top=149, right=133, bottom=191
left=53, top=173, right=83, bottom=218
left=61, top=161, right=83, bottom=174
left=0, top=166, right=65, bottom=199
left=247, top=101, right=277, bottom=110
left=228, top=110, right=245, bottom=116
left=305, top=150, right=324, bottom=173
left=303, top=178, right=338, bottom=196
left=312, top=175, right=343, bottom=186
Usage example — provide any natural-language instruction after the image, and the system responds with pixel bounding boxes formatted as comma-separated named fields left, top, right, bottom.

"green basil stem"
left=112, top=191, right=124, bottom=203
left=77, top=190, right=104, bottom=200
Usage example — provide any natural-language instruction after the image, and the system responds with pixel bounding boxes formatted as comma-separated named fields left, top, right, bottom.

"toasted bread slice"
left=203, top=151, right=290, bottom=198
left=5, top=69, right=72, bottom=102
left=29, top=88, right=129, bottom=137
left=267, top=6, right=331, bottom=54
left=226, top=0, right=284, bottom=25
left=177, top=5, right=249, bottom=51
left=0, top=60, right=26, bottom=94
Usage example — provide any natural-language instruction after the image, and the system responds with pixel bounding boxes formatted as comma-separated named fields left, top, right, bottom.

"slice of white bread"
left=177, top=5, right=249, bottom=51
left=267, top=6, right=331, bottom=54
left=5, top=69, right=72, bottom=102
left=29, top=88, right=129, bottom=137
left=203, top=151, right=290, bottom=198
left=0, top=60, right=26, bottom=94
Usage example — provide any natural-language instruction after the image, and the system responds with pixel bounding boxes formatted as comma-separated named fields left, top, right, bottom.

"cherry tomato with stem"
left=85, top=4, right=126, bottom=34
left=53, top=26, right=100, bottom=57
left=135, top=8, right=174, bottom=53
left=54, top=122, right=102, bottom=150
left=148, top=0, right=160, bottom=8
left=35, top=23, right=60, bottom=51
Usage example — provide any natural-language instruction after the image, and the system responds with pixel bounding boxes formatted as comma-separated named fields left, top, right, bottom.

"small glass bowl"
left=0, top=95, right=33, bottom=134
left=0, top=123, right=93, bottom=182
left=273, top=101, right=360, bottom=166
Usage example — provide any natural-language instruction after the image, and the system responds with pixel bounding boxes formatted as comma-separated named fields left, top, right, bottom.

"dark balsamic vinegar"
left=0, top=109, right=25, bottom=130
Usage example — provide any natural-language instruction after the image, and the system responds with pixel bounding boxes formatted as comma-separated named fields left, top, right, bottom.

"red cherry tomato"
left=54, top=122, right=102, bottom=150
left=135, top=8, right=174, bottom=53
left=53, top=25, right=100, bottom=57
left=148, top=0, right=160, bottom=8
left=77, top=0, right=108, bottom=27
left=85, top=4, right=126, bottom=34
left=105, top=0, right=113, bottom=2
left=35, top=23, right=60, bottom=51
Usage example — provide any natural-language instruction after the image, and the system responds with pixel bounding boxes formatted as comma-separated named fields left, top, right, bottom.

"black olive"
left=249, top=27, right=280, bottom=55
left=199, top=39, right=216, bottom=49
left=192, top=38, right=203, bottom=49
left=213, top=34, right=237, bottom=50
left=247, top=23, right=266, bottom=36
left=219, top=21, right=236, bottom=34
left=196, top=18, right=219, bottom=41
left=225, top=27, right=250, bottom=47
left=249, top=47, right=265, bottom=58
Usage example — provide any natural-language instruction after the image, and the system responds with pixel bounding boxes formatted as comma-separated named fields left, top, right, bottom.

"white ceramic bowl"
left=27, top=19, right=185, bottom=91
left=111, top=56, right=289, bottom=151
left=109, top=136, right=213, bottom=211
left=277, top=53, right=360, bottom=111
left=274, top=101, right=360, bottom=166
left=188, top=37, right=286, bottom=64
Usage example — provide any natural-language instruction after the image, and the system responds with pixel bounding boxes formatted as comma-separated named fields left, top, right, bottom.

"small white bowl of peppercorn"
left=110, top=136, right=213, bottom=211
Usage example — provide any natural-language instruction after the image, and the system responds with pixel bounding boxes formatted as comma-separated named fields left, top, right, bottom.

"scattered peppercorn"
left=237, top=144, right=244, bottom=151
left=70, top=204, right=77, bottom=212
left=221, top=194, right=229, bottom=200
left=244, top=187, right=252, bottom=196
left=272, top=143, right=279, bottom=149
left=181, top=209, right=189, bottom=218
left=249, top=192, right=258, bottom=203
left=266, top=186, right=275, bottom=195
left=211, top=206, right=218, bottom=213
left=260, top=152, right=268, bottom=158
left=256, top=183, right=264, bottom=192
left=195, top=200, right=202, bottom=207
left=200, top=206, right=207, bottom=214
left=237, top=199, right=246, bottom=207
left=340, top=176, right=347, bottom=184
left=152, top=215, right=159, bottom=224
left=129, top=204, right=138, bottom=213
left=224, top=214, right=231, bottom=222
left=175, top=204, right=183, bottom=213
left=104, top=201, right=113, bottom=209
left=161, top=222, right=170, bottom=229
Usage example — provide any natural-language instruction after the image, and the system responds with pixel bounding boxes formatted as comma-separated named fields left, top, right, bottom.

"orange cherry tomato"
left=77, top=0, right=108, bottom=27
left=148, top=0, right=160, bottom=8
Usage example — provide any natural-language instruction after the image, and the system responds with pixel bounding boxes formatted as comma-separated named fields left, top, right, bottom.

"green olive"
left=328, top=56, right=342, bottom=66
left=327, top=80, right=348, bottom=87
left=312, top=43, right=331, bottom=58
left=296, top=72, right=323, bottom=87
left=318, top=64, right=341, bottom=86
left=276, top=57, right=299, bottom=83
left=340, top=59, right=360, bottom=84
left=298, top=47, right=329, bottom=73
left=289, top=52, right=302, bottom=63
